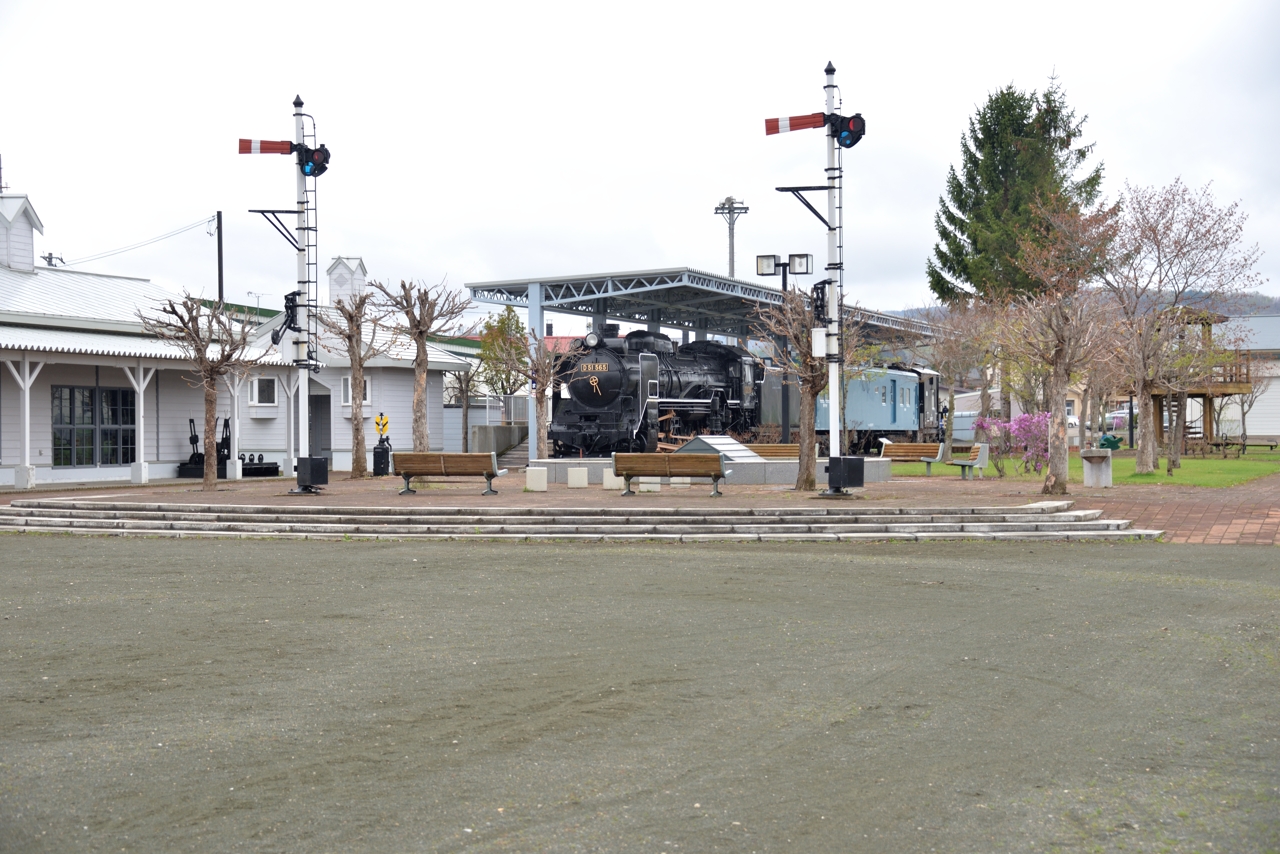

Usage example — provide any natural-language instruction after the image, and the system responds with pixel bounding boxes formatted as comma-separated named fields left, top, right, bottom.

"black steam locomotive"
left=549, top=326, right=762, bottom=456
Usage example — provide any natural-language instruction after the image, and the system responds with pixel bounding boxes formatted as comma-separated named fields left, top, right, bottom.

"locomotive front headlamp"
left=788, top=254, right=813, bottom=275
left=756, top=255, right=780, bottom=276
left=584, top=332, right=601, bottom=348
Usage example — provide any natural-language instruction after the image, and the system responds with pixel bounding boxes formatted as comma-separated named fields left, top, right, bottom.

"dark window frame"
left=51, top=385, right=137, bottom=468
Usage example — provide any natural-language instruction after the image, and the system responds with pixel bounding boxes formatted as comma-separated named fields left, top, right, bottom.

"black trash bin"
left=825, top=456, right=865, bottom=491
left=373, top=440, right=391, bottom=477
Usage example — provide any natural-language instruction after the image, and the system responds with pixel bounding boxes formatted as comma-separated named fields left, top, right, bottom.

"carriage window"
left=879, top=386, right=886, bottom=404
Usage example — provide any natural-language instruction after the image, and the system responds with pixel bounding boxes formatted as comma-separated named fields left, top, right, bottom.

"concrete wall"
left=470, top=425, right=527, bottom=456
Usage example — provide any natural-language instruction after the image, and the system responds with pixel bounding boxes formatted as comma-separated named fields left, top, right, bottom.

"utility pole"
left=216, top=211, right=224, bottom=304
left=714, top=197, right=749, bottom=278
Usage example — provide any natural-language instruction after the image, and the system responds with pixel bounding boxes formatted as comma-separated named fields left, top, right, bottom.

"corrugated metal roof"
left=0, top=325, right=287, bottom=364
left=0, top=265, right=180, bottom=322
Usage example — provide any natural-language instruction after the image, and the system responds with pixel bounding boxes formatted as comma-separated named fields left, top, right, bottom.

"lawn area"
left=888, top=448, right=1280, bottom=487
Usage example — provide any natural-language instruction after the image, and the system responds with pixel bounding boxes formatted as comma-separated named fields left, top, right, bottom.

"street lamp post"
left=757, top=253, right=813, bottom=444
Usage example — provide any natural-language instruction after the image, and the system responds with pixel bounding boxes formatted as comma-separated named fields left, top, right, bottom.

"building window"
left=51, top=386, right=136, bottom=467
left=341, top=375, right=370, bottom=406
left=1066, top=399, right=1076, bottom=417
left=249, top=377, right=277, bottom=405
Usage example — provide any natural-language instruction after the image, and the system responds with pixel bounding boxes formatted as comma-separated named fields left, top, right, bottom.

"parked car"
left=1104, top=409, right=1131, bottom=431
left=1067, top=414, right=1080, bottom=429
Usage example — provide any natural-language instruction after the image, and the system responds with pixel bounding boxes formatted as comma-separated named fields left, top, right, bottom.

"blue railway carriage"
left=814, top=367, right=941, bottom=445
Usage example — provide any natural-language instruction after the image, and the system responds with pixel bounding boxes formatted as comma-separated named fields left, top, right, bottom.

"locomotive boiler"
left=549, top=327, right=763, bottom=456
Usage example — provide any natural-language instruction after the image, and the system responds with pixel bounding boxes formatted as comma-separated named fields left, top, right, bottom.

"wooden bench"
left=392, top=452, right=507, bottom=496
left=745, top=443, right=800, bottom=459
left=945, top=442, right=989, bottom=480
left=878, top=441, right=945, bottom=475
left=612, top=452, right=730, bottom=497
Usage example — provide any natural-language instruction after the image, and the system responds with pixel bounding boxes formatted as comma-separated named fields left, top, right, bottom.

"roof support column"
left=527, top=283, right=543, bottom=346
left=123, top=360, right=156, bottom=484
left=647, top=309, right=661, bottom=334
left=4, top=352, right=45, bottom=489
left=222, top=375, right=244, bottom=480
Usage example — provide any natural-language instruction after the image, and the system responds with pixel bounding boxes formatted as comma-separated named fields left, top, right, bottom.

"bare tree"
left=1008, top=197, right=1119, bottom=494
left=755, top=290, right=830, bottom=491
left=914, top=303, right=997, bottom=460
left=1236, top=359, right=1272, bottom=453
left=138, top=294, right=261, bottom=491
left=446, top=365, right=481, bottom=452
left=486, top=334, right=577, bottom=461
left=317, top=291, right=394, bottom=477
left=1100, top=179, right=1263, bottom=473
left=371, top=279, right=472, bottom=452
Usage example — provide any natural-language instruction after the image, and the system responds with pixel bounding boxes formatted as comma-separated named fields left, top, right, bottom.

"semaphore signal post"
left=239, top=95, right=331, bottom=493
left=764, top=62, right=865, bottom=493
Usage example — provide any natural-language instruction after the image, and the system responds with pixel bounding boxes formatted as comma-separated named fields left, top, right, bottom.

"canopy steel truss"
left=467, top=267, right=933, bottom=340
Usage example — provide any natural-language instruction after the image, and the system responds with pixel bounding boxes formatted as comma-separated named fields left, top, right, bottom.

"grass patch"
left=889, top=449, right=1280, bottom=488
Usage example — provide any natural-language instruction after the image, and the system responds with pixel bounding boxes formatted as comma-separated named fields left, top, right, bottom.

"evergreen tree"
left=928, top=81, right=1103, bottom=303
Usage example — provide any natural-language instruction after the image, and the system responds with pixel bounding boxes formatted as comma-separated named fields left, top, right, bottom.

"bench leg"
left=709, top=476, right=723, bottom=498
left=925, top=461, right=932, bottom=476
left=621, top=475, right=635, bottom=497
left=399, top=474, right=417, bottom=496
left=960, top=466, right=969, bottom=481
left=482, top=474, right=497, bottom=496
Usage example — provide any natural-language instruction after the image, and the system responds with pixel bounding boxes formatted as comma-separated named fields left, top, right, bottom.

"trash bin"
left=373, top=440, right=391, bottom=477
left=825, top=456, right=865, bottom=490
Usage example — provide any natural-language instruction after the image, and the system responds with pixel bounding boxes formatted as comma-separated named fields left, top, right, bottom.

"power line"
left=64, top=216, right=214, bottom=266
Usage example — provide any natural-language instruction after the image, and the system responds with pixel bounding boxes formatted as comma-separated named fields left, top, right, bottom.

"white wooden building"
left=1221, top=315, right=1280, bottom=438
left=0, top=195, right=470, bottom=488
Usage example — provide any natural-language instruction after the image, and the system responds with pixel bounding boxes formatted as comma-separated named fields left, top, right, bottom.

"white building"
left=0, top=194, right=470, bottom=488
left=1221, top=315, right=1280, bottom=438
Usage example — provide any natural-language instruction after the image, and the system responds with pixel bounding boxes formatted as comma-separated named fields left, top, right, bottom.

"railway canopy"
left=466, top=267, right=933, bottom=341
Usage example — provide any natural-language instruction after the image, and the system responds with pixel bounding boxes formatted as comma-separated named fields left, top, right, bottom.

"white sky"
left=2, top=0, right=1275, bottom=337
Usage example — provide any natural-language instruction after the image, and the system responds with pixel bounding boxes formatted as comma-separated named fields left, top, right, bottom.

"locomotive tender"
left=549, top=326, right=942, bottom=457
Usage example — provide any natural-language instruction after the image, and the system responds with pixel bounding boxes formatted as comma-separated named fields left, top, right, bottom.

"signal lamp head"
left=298, top=144, right=331, bottom=177
left=835, top=114, right=865, bottom=149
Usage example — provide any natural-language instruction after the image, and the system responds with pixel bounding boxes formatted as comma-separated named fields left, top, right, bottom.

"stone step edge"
left=0, top=508, right=1108, bottom=526
left=7, top=499, right=1077, bottom=518
left=0, top=524, right=1164, bottom=542
left=0, top=516, right=1134, bottom=535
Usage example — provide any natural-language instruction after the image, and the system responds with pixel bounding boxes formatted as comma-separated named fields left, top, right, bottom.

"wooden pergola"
left=1148, top=311, right=1253, bottom=447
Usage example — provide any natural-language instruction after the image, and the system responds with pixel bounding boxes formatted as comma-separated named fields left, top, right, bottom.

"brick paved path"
left=3, top=468, right=1278, bottom=545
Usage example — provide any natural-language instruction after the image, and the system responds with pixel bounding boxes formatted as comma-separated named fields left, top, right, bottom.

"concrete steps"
left=0, top=499, right=1162, bottom=542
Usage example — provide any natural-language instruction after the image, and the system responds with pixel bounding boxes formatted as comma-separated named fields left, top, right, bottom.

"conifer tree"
left=928, top=81, right=1103, bottom=303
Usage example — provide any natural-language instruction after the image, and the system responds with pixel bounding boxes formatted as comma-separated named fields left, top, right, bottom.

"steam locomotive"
left=548, top=325, right=940, bottom=457
left=549, top=327, right=761, bottom=456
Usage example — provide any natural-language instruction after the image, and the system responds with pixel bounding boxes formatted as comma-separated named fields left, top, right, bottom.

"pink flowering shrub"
left=974, top=412, right=1051, bottom=474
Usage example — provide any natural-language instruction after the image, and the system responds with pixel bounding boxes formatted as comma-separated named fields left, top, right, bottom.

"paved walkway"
left=3, top=468, right=1278, bottom=545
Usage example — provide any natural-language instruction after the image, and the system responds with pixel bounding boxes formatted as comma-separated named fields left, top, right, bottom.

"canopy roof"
left=467, top=267, right=933, bottom=339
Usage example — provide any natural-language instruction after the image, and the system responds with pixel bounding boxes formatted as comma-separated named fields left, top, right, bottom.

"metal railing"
left=483, top=394, right=529, bottom=425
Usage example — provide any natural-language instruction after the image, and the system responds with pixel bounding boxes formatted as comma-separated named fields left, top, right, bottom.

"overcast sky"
left=2, top=0, right=1275, bottom=335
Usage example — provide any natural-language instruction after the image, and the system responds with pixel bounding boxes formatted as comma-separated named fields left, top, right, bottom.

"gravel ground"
left=0, top=536, right=1277, bottom=853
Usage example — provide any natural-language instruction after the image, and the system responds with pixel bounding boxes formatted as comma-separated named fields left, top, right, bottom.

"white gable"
left=0, top=194, right=44, bottom=272
left=327, top=256, right=367, bottom=307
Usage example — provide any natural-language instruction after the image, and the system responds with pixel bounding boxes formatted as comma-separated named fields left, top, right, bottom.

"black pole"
left=780, top=264, right=790, bottom=444
left=1127, top=394, right=1134, bottom=449
left=216, top=211, right=224, bottom=304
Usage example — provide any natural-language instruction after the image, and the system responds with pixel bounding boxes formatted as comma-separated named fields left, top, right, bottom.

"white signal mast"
left=764, top=62, right=864, bottom=491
